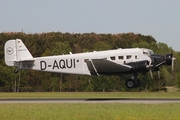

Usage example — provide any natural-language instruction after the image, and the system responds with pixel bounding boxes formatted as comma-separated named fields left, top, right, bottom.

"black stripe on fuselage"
left=86, top=60, right=98, bottom=76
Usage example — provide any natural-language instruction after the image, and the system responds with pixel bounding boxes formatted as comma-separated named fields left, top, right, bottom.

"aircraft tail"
left=4, top=39, right=33, bottom=66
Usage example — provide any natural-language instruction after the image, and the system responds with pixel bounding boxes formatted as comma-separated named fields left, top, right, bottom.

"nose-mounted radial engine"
left=125, top=52, right=176, bottom=89
left=150, top=53, right=175, bottom=71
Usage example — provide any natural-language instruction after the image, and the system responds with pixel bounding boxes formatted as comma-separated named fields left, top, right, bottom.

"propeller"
left=157, top=71, right=160, bottom=79
left=170, top=48, right=176, bottom=71
left=148, top=48, right=176, bottom=79
left=149, top=68, right=161, bottom=79
left=147, top=59, right=154, bottom=79
left=172, top=57, right=176, bottom=71
left=165, top=53, right=176, bottom=71
left=149, top=68, right=153, bottom=79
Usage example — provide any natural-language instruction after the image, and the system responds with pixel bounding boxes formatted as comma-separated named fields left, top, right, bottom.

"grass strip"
left=0, top=103, right=180, bottom=120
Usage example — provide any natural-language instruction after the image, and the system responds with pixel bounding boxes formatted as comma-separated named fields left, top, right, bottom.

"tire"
left=126, top=79, right=134, bottom=89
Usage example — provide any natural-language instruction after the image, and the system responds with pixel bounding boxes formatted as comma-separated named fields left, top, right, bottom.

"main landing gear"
left=124, top=74, right=141, bottom=89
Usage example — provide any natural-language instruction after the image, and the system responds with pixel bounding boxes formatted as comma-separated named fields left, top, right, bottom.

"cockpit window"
left=143, top=49, right=154, bottom=56
left=143, top=51, right=148, bottom=55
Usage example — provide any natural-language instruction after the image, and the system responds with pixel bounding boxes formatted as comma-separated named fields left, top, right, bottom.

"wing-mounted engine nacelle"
left=126, top=60, right=149, bottom=73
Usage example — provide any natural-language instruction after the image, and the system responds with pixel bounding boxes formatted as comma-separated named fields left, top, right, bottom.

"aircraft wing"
left=86, top=59, right=132, bottom=75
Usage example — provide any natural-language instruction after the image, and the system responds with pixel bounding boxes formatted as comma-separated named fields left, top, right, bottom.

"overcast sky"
left=1, top=0, right=180, bottom=51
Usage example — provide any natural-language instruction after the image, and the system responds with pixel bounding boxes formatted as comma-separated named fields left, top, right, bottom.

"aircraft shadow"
left=85, top=98, right=180, bottom=101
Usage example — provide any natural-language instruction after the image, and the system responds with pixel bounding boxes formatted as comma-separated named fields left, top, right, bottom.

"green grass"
left=0, top=92, right=180, bottom=99
left=0, top=103, right=180, bottom=120
left=1, top=92, right=180, bottom=119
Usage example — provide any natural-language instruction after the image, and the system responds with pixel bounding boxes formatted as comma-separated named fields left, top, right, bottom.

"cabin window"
left=135, top=56, right=137, bottom=59
left=110, top=56, right=116, bottom=60
left=143, top=52, right=147, bottom=55
left=126, top=55, right=131, bottom=59
left=118, top=56, right=124, bottom=60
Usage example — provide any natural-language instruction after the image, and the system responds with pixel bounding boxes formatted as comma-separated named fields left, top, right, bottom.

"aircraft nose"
left=166, top=54, right=173, bottom=65
left=166, top=53, right=176, bottom=71
left=150, top=54, right=165, bottom=64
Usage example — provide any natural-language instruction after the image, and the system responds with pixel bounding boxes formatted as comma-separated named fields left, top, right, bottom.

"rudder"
left=4, top=39, right=33, bottom=66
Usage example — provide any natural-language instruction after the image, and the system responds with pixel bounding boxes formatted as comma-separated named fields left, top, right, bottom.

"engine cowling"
left=150, top=53, right=174, bottom=71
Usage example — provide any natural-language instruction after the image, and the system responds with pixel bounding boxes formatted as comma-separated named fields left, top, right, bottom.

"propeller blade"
left=157, top=71, right=160, bottom=79
left=170, top=48, right=176, bottom=71
left=172, top=57, right=176, bottom=71
left=149, top=68, right=153, bottom=79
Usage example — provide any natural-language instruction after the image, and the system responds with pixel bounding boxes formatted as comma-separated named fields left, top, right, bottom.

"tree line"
left=0, top=32, right=180, bottom=92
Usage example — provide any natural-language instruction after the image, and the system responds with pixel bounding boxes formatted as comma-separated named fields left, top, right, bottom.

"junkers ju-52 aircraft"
left=5, top=39, right=175, bottom=88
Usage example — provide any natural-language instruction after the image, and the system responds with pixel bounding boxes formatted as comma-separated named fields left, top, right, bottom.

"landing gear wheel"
left=134, top=79, right=141, bottom=88
left=126, top=79, right=134, bottom=89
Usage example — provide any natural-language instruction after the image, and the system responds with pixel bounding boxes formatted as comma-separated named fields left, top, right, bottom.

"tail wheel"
left=126, top=79, right=134, bottom=89
left=14, top=69, right=19, bottom=74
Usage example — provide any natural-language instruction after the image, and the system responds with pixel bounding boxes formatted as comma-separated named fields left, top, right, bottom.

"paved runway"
left=0, top=98, right=180, bottom=104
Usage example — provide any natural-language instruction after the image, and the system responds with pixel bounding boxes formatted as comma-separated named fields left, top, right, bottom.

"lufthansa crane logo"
left=6, top=47, right=14, bottom=55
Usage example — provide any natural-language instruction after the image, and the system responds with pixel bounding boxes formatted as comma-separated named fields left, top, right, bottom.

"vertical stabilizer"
left=4, top=39, right=33, bottom=66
